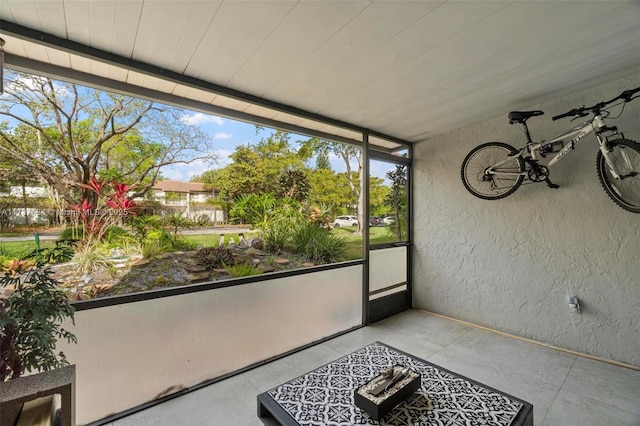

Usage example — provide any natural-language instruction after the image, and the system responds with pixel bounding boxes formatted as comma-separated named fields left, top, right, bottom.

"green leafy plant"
left=167, top=212, right=192, bottom=238
left=130, top=215, right=163, bottom=242
left=260, top=202, right=305, bottom=253
left=196, top=247, right=234, bottom=270
left=230, top=193, right=276, bottom=229
left=140, top=229, right=173, bottom=257
left=72, top=246, right=113, bottom=275
left=170, top=236, right=198, bottom=251
left=141, top=241, right=164, bottom=259
left=262, top=221, right=291, bottom=253
left=224, top=262, right=261, bottom=278
left=291, top=224, right=347, bottom=264
left=102, top=226, right=137, bottom=252
left=23, top=240, right=77, bottom=265
left=0, top=260, right=77, bottom=381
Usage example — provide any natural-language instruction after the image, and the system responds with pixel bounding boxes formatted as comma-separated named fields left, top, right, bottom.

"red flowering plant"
left=68, top=177, right=138, bottom=248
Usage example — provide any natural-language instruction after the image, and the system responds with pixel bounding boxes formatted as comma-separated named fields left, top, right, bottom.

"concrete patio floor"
left=107, top=310, right=640, bottom=426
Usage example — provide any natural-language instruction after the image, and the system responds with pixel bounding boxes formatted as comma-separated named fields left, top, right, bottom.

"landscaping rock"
left=275, top=258, right=290, bottom=265
left=185, top=272, right=210, bottom=282
left=219, top=235, right=225, bottom=247
left=251, top=238, right=263, bottom=250
left=238, top=236, right=249, bottom=249
left=302, top=262, right=315, bottom=267
left=260, top=266, right=275, bottom=273
left=130, top=258, right=150, bottom=267
left=184, top=264, right=208, bottom=273
left=213, top=268, right=227, bottom=274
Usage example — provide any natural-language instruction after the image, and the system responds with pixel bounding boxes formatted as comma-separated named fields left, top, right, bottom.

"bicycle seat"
left=508, top=110, right=544, bottom=124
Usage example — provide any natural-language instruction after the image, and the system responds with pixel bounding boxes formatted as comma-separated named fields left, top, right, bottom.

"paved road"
left=0, top=226, right=252, bottom=242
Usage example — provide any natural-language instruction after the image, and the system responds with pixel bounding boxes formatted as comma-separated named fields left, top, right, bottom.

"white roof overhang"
left=1, top=1, right=639, bottom=148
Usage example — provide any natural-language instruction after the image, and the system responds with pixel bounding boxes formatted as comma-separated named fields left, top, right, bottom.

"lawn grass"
left=0, top=227, right=397, bottom=264
left=332, top=226, right=397, bottom=260
left=0, top=240, right=57, bottom=263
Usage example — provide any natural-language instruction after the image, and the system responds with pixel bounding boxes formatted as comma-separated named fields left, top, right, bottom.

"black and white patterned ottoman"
left=257, top=342, right=533, bottom=426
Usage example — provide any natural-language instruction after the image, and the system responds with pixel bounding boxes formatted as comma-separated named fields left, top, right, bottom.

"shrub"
left=167, top=213, right=192, bottom=237
left=260, top=203, right=305, bottom=253
left=130, top=215, right=163, bottom=241
left=141, top=241, right=165, bottom=258
left=72, top=246, right=113, bottom=275
left=0, top=261, right=76, bottom=381
left=103, top=226, right=137, bottom=250
left=194, top=215, right=212, bottom=226
left=224, top=262, right=261, bottom=278
left=145, top=229, right=173, bottom=247
left=196, top=247, right=234, bottom=270
left=262, top=221, right=291, bottom=253
left=230, top=193, right=276, bottom=228
left=60, top=226, right=84, bottom=241
left=170, top=236, right=198, bottom=251
left=290, top=224, right=347, bottom=264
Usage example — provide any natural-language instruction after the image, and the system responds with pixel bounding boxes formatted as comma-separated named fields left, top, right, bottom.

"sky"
left=162, top=111, right=396, bottom=183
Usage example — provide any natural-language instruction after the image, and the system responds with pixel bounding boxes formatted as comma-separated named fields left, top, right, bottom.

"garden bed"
left=47, top=246, right=316, bottom=300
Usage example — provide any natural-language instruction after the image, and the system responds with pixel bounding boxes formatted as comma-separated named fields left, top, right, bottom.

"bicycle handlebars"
left=552, top=86, right=640, bottom=121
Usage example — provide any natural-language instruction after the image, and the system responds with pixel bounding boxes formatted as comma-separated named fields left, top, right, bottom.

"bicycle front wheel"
left=461, top=142, right=524, bottom=200
left=597, top=138, right=640, bottom=213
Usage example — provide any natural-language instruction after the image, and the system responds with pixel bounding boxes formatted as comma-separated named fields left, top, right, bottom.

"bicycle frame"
left=487, top=115, right=624, bottom=179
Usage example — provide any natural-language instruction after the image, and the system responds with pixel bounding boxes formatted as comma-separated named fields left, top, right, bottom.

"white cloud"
left=215, top=148, right=233, bottom=158
left=181, top=113, right=224, bottom=126
left=213, top=132, right=232, bottom=140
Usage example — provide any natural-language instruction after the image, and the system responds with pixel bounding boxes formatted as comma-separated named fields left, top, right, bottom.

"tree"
left=0, top=71, right=217, bottom=207
left=369, top=176, right=390, bottom=216
left=300, top=138, right=364, bottom=234
left=0, top=146, right=41, bottom=226
left=212, top=129, right=310, bottom=200
left=384, top=162, right=408, bottom=240
left=278, top=170, right=310, bottom=202
left=308, top=169, right=354, bottom=216
left=315, top=150, right=332, bottom=170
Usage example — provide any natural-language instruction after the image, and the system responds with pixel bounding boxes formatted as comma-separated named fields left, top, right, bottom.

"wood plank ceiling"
left=1, top=1, right=639, bottom=144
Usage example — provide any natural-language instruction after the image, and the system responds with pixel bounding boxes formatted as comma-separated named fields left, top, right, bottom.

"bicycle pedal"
left=545, top=179, right=560, bottom=189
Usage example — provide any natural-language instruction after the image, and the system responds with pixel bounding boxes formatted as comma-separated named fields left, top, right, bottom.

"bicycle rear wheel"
left=461, top=142, right=524, bottom=200
left=596, top=138, right=640, bottom=213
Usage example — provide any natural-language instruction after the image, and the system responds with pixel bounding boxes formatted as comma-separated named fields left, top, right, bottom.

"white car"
left=333, top=215, right=358, bottom=227
left=382, top=216, right=395, bottom=225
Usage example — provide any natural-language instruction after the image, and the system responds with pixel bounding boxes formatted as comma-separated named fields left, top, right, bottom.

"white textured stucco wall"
left=413, top=72, right=640, bottom=366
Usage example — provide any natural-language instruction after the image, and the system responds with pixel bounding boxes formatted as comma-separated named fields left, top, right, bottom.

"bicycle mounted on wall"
left=461, top=86, right=640, bottom=213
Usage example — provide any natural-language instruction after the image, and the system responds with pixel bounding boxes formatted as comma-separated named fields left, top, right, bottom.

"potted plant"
left=0, top=257, right=77, bottom=425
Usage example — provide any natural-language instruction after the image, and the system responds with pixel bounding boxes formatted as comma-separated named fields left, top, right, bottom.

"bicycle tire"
left=596, top=138, right=640, bottom=213
left=461, top=142, right=525, bottom=200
